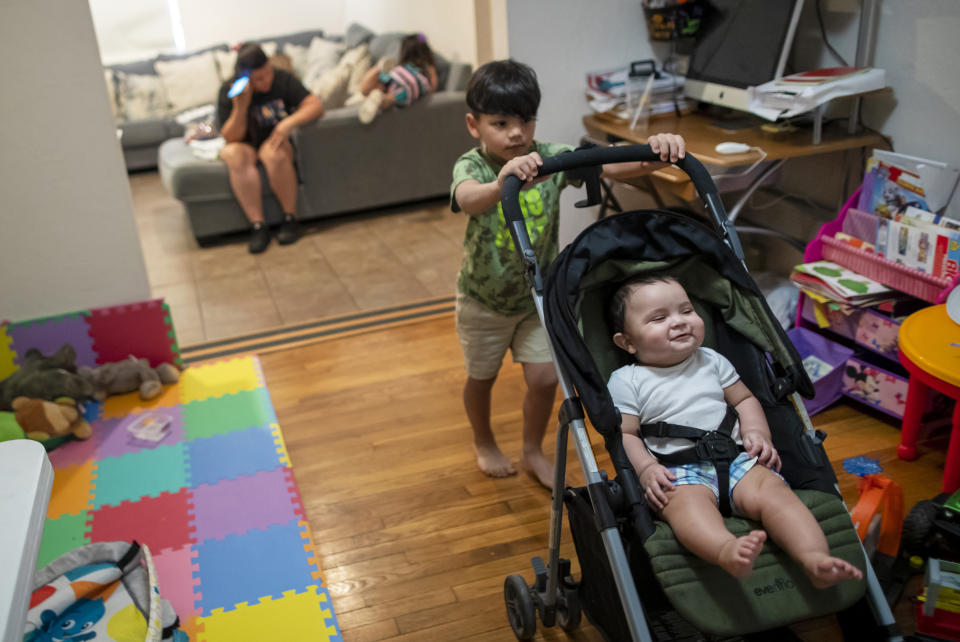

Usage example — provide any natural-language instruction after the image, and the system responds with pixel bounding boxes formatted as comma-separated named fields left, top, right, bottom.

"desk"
left=583, top=111, right=885, bottom=220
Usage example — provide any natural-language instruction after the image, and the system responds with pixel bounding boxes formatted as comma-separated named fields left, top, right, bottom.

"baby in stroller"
left=607, top=273, right=863, bottom=588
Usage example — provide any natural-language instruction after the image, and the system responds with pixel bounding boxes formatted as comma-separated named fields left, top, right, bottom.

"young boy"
left=450, top=59, right=685, bottom=489
left=607, top=274, right=863, bottom=586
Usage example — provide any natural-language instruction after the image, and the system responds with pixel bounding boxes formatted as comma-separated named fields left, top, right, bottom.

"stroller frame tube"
left=501, top=144, right=899, bottom=642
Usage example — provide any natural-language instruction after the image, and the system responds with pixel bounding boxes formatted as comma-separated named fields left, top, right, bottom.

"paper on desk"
left=746, top=68, right=886, bottom=121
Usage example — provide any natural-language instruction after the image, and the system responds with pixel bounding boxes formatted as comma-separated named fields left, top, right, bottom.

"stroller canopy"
left=544, top=209, right=814, bottom=438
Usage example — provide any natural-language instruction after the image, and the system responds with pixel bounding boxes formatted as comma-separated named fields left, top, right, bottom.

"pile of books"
left=585, top=62, right=688, bottom=122
left=791, top=260, right=896, bottom=310
left=747, top=66, right=886, bottom=121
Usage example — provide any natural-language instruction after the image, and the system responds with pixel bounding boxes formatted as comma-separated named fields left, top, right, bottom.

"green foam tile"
left=181, top=388, right=277, bottom=441
left=38, top=511, right=91, bottom=569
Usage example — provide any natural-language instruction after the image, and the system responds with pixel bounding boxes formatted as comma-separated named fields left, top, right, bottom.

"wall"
left=506, top=0, right=669, bottom=243
left=91, top=0, right=479, bottom=67
left=0, top=0, right=150, bottom=322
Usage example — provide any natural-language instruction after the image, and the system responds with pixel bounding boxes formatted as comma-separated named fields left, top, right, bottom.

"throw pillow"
left=213, top=49, right=237, bottom=83
left=284, top=42, right=309, bottom=80
left=269, top=53, right=293, bottom=73
left=154, top=51, right=220, bottom=113
left=300, top=36, right=345, bottom=88
left=346, top=51, right=372, bottom=97
left=104, top=69, right=118, bottom=118
left=114, top=71, right=170, bottom=122
left=309, top=65, right=350, bottom=109
left=368, top=32, right=405, bottom=63
left=259, top=41, right=278, bottom=57
left=344, top=22, right=375, bottom=49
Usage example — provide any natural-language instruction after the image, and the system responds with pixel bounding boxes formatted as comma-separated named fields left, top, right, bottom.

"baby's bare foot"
left=520, top=450, right=555, bottom=490
left=802, top=554, right=863, bottom=589
left=474, top=444, right=516, bottom=478
left=717, top=530, right=767, bottom=578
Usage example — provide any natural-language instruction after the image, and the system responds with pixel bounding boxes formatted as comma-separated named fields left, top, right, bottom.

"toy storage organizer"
left=795, top=189, right=959, bottom=418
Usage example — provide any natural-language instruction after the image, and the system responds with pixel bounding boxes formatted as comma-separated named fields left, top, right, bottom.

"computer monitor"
left=683, top=0, right=804, bottom=113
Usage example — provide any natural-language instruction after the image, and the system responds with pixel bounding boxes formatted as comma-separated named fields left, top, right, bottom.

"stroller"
left=498, top=145, right=903, bottom=641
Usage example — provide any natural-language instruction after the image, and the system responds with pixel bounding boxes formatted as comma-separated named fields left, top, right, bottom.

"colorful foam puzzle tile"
left=192, top=520, right=319, bottom=614
left=0, top=324, right=16, bottom=381
left=181, top=388, right=277, bottom=441
left=186, top=425, right=284, bottom=487
left=46, top=461, right=96, bottom=520
left=189, top=467, right=302, bottom=544
left=153, top=547, right=202, bottom=620
left=197, top=586, right=341, bottom=642
left=93, top=406, right=186, bottom=459
left=88, top=488, right=193, bottom=554
left=47, top=435, right=102, bottom=470
left=101, top=385, right=182, bottom=420
left=37, top=511, right=91, bottom=568
left=86, top=299, right=179, bottom=368
left=92, top=443, right=187, bottom=509
left=180, top=358, right=263, bottom=404
left=6, top=312, right=98, bottom=368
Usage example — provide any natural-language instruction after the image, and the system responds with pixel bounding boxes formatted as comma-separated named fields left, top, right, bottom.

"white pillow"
left=114, top=72, right=169, bottom=122
left=154, top=51, right=221, bottom=113
left=213, top=49, right=238, bottom=83
left=284, top=43, right=309, bottom=80
left=104, top=69, right=117, bottom=118
left=309, top=65, right=350, bottom=109
left=346, top=51, right=372, bottom=97
left=301, top=37, right=345, bottom=88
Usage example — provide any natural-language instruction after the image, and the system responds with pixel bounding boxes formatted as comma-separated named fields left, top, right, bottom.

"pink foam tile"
left=47, top=433, right=102, bottom=468
left=153, top=545, right=201, bottom=620
left=187, top=467, right=303, bottom=544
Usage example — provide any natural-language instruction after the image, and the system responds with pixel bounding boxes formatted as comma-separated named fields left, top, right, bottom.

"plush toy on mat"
left=0, top=344, right=94, bottom=410
left=12, top=396, right=92, bottom=440
left=79, top=356, right=180, bottom=401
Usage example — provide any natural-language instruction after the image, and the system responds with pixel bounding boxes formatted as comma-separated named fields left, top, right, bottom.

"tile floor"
left=129, top=172, right=466, bottom=346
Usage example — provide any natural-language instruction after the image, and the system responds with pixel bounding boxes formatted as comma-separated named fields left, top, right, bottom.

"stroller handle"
left=500, top=144, right=744, bottom=262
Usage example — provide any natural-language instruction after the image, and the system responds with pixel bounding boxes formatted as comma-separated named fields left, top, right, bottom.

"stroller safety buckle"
left=694, top=431, right=739, bottom=462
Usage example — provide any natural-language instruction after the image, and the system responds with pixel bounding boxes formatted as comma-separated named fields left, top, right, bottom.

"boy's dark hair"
left=607, top=273, right=680, bottom=335
left=399, top=34, right=435, bottom=73
left=466, top=59, right=540, bottom=121
left=235, top=43, right=268, bottom=76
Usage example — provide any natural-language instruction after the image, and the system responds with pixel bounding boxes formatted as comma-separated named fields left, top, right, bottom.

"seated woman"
left=357, top=34, right=438, bottom=124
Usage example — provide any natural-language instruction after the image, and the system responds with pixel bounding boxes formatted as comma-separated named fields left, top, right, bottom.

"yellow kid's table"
left=896, top=304, right=960, bottom=492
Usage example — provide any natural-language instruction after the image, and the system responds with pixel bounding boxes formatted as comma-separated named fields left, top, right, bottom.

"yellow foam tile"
left=101, top=385, right=182, bottom=419
left=179, top=357, right=262, bottom=404
left=0, top=325, right=16, bottom=381
left=47, top=460, right=96, bottom=519
left=197, top=587, right=338, bottom=642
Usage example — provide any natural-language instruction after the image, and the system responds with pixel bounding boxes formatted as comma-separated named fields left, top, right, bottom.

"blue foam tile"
left=192, top=519, right=317, bottom=613
left=92, top=443, right=188, bottom=509
left=186, top=425, right=284, bottom=487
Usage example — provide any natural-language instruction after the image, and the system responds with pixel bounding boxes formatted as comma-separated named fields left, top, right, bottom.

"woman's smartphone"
left=228, top=74, right=249, bottom=98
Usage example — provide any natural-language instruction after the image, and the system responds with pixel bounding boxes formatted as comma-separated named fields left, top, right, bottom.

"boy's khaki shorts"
left=455, top=293, right=552, bottom=380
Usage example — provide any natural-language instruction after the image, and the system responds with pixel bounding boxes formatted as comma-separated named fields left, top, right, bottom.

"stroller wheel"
left=557, top=587, right=582, bottom=632
left=504, top=574, right=537, bottom=640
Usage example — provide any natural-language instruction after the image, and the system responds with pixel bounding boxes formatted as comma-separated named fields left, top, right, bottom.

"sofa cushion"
left=119, top=119, right=172, bottom=148
left=104, top=69, right=118, bottom=118
left=368, top=32, right=405, bottom=62
left=155, top=51, right=221, bottom=114
left=115, top=71, right=169, bottom=122
left=255, top=29, right=324, bottom=50
left=345, top=22, right=375, bottom=49
left=213, top=49, right=237, bottom=82
left=300, top=36, right=344, bottom=86
left=108, top=57, right=158, bottom=77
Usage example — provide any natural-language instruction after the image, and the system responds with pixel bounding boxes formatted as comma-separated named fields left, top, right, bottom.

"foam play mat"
left=36, top=355, right=342, bottom=642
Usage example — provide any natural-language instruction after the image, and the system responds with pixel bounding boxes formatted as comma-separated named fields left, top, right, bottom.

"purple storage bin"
left=787, top=327, right=856, bottom=416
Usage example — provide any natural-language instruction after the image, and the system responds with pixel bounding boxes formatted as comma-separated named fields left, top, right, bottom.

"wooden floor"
left=259, top=314, right=947, bottom=641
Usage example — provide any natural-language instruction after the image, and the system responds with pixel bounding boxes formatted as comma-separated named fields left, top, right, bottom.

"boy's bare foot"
left=802, top=554, right=863, bottom=588
left=474, top=444, right=516, bottom=478
left=520, top=450, right=555, bottom=490
left=717, top=530, right=767, bottom=578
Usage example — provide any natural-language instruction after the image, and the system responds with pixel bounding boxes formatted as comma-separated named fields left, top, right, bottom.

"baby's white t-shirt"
left=607, top=347, right=741, bottom=456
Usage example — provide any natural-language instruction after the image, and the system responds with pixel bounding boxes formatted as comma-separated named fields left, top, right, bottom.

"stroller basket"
left=498, top=144, right=902, bottom=642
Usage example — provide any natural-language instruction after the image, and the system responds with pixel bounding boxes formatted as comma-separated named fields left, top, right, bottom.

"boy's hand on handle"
left=497, top=152, right=544, bottom=188
left=742, top=432, right=781, bottom=472
left=639, top=463, right=676, bottom=511
left=648, top=133, right=685, bottom=163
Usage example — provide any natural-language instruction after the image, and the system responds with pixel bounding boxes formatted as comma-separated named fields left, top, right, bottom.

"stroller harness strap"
left=639, top=405, right=743, bottom=516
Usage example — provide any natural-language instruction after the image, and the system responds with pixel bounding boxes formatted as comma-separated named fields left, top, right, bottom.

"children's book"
left=791, top=261, right=894, bottom=307
left=859, top=164, right=931, bottom=218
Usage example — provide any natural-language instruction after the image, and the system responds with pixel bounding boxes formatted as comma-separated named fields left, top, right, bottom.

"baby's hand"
left=742, top=432, right=781, bottom=472
left=648, top=133, right=685, bottom=163
left=497, top=152, right=543, bottom=187
left=639, top=463, right=676, bottom=511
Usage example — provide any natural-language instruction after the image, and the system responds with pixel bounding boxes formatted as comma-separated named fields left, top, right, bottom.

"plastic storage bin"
left=787, top=326, right=855, bottom=416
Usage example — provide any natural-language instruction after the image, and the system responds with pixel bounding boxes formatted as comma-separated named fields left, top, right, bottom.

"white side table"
left=0, top=440, right=53, bottom=642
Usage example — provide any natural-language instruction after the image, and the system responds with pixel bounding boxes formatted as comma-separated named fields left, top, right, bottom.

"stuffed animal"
left=78, top=356, right=180, bottom=401
left=0, top=345, right=94, bottom=410
left=12, top=396, right=92, bottom=441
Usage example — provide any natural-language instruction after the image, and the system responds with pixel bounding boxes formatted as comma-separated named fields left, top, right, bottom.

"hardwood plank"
left=261, top=315, right=941, bottom=641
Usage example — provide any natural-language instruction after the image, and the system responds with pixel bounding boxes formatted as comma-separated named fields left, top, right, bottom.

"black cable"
left=816, top=0, right=850, bottom=67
